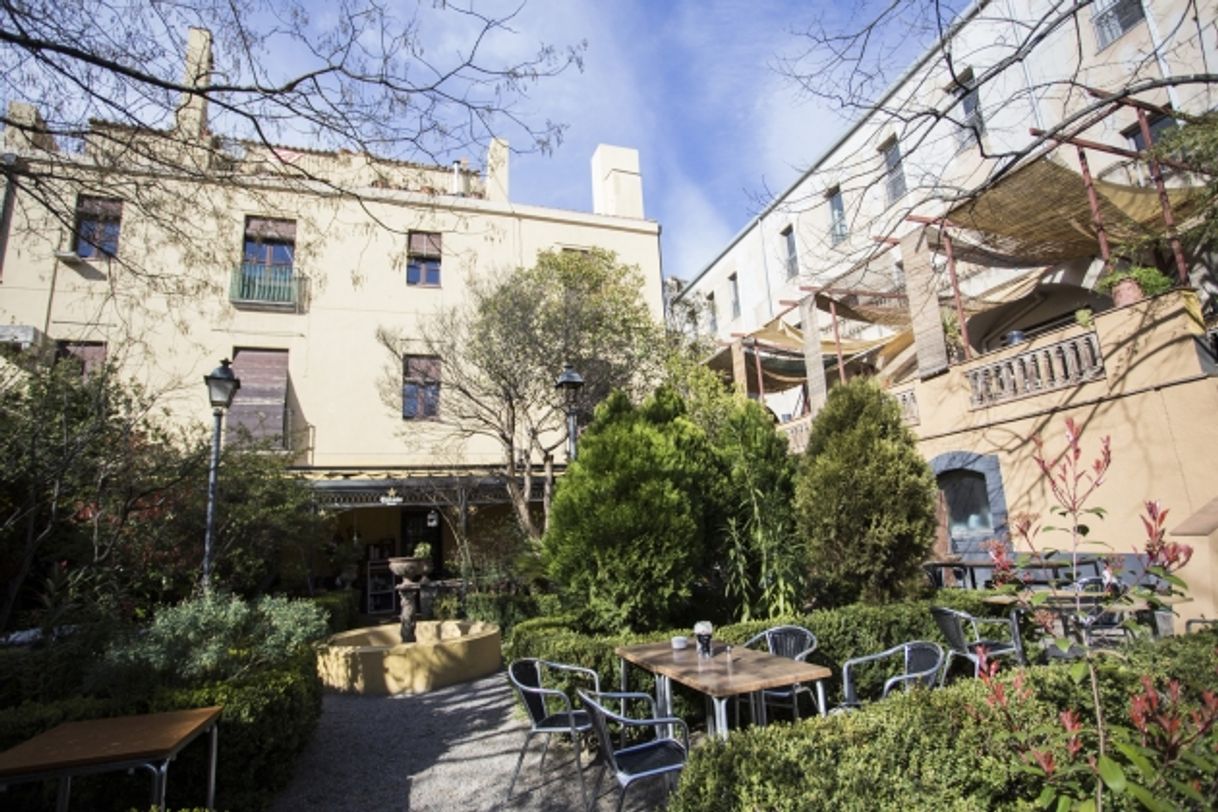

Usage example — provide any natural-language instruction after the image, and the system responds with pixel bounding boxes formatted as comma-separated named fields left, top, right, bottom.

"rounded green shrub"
left=794, top=379, right=937, bottom=607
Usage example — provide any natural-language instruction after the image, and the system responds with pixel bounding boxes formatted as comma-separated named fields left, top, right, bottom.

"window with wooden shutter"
left=407, top=231, right=442, bottom=286
left=226, top=348, right=289, bottom=447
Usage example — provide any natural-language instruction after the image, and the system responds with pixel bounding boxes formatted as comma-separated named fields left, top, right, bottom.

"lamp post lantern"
left=202, top=359, right=240, bottom=592
left=555, top=362, right=584, bottom=461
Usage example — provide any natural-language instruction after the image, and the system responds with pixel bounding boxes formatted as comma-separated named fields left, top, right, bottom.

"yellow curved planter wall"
left=316, top=620, right=502, bottom=695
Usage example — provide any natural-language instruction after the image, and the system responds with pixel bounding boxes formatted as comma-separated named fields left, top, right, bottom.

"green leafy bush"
left=308, top=588, right=359, bottom=634
left=544, top=388, right=728, bottom=632
left=794, top=379, right=937, bottom=607
left=0, top=653, right=321, bottom=811
left=88, top=593, right=328, bottom=696
left=667, top=632, right=1218, bottom=812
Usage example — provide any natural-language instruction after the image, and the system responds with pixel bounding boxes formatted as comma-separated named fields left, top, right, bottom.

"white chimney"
left=591, top=144, right=644, bottom=218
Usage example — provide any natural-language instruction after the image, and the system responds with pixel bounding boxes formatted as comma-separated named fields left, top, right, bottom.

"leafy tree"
left=664, top=356, right=803, bottom=620
left=793, top=378, right=936, bottom=607
left=380, top=248, right=663, bottom=541
left=0, top=1, right=580, bottom=299
left=543, top=388, right=725, bottom=632
left=0, top=349, right=323, bottom=632
left=1151, top=112, right=1218, bottom=256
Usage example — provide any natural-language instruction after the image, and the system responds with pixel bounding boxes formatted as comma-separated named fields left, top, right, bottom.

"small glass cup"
left=693, top=621, right=713, bottom=658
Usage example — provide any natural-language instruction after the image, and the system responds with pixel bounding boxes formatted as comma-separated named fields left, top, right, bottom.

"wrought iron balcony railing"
left=230, top=263, right=301, bottom=310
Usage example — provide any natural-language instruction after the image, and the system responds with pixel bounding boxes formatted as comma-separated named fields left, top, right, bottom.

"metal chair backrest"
left=576, top=690, right=622, bottom=774
left=842, top=641, right=944, bottom=706
left=752, top=625, right=817, bottom=659
left=507, top=659, right=548, bottom=724
left=899, top=641, right=945, bottom=691
left=931, top=607, right=974, bottom=653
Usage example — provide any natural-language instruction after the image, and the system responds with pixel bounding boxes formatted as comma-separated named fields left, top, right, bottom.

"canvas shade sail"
left=944, top=156, right=1204, bottom=264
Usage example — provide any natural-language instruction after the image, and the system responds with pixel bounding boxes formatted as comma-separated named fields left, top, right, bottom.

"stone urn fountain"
left=388, top=557, right=433, bottom=642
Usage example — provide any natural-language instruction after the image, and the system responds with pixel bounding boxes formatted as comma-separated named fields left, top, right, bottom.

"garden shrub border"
left=0, top=652, right=321, bottom=811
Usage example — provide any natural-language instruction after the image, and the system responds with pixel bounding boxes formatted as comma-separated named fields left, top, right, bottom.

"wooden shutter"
left=408, top=232, right=442, bottom=257
left=245, top=217, right=297, bottom=241
left=227, top=349, right=289, bottom=446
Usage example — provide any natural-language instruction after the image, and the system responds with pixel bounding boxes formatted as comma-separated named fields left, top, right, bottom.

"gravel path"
left=270, top=673, right=671, bottom=812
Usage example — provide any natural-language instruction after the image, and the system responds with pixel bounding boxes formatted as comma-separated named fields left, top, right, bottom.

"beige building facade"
left=0, top=30, right=663, bottom=610
left=674, top=0, right=1218, bottom=624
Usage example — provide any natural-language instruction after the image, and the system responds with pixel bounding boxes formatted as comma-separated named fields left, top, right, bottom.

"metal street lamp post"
left=202, top=359, right=240, bottom=592
left=554, top=362, right=584, bottom=461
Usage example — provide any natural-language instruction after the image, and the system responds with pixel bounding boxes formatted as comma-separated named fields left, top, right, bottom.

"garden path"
left=270, top=671, right=669, bottom=811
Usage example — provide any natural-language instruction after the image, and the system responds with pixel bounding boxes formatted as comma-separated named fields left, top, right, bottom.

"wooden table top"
left=983, top=591, right=1191, bottom=613
left=616, top=641, right=831, bottom=699
left=0, top=706, right=222, bottom=778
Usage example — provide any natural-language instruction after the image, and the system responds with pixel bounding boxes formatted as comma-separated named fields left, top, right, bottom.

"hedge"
left=308, top=588, right=360, bottom=634
left=0, top=652, right=321, bottom=811
left=667, top=631, right=1218, bottom=812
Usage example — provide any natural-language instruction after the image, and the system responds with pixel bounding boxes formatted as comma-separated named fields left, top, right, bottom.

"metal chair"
left=506, top=658, right=600, bottom=806
left=1072, top=575, right=1129, bottom=645
left=577, top=688, right=688, bottom=812
left=931, top=606, right=1026, bottom=685
left=839, top=641, right=944, bottom=710
left=741, top=624, right=818, bottom=720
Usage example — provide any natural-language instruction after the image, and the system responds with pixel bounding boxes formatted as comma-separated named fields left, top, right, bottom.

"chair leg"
left=588, top=762, right=607, bottom=812
left=539, top=733, right=551, bottom=770
left=939, top=651, right=955, bottom=686
left=573, top=735, right=589, bottom=811
left=616, top=782, right=630, bottom=812
left=507, top=730, right=536, bottom=801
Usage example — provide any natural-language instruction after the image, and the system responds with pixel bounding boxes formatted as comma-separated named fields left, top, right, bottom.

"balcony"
left=777, top=386, right=919, bottom=453
left=230, top=263, right=303, bottom=311
left=966, top=332, right=1105, bottom=408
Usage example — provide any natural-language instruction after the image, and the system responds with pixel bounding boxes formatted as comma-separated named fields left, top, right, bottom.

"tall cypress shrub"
left=794, top=378, right=936, bottom=607
left=543, top=387, right=725, bottom=632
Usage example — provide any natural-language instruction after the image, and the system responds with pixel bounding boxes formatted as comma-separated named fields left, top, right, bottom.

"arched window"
left=938, top=469, right=993, bottom=542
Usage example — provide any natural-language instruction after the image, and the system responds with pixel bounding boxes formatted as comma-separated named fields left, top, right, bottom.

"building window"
left=826, top=188, right=847, bottom=245
left=55, top=340, right=106, bottom=377
left=226, top=348, right=290, bottom=448
left=706, top=293, right=718, bottom=335
left=402, top=355, right=441, bottom=419
left=881, top=139, right=907, bottom=205
left=237, top=217, right=297, bottom=306
left=407, top=232, right=442, bottom=286
left=1093, top=0, right=1145, bottom=50
left=781, top=225, right=799, bottom=277
left=74, top=196, right=123, bottom=258
left=1124, top=112, right=1178, bottom=153
left=728, top=273, right=741, bottom=319
left=954, top=70, right=985, bottom=151
left=243, top=217, right=295, bottom=269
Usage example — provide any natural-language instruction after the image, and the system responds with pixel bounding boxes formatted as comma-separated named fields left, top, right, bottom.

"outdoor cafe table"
left=0, top=705, right=221, bottom=812
left=615, top=640, right=832, bottom=740
left=924, top=555, right=1101, bottom=590
left=983, top=591, right=1191, bottom=638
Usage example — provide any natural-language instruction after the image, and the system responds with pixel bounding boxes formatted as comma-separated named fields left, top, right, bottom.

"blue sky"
left=465, top=1, right=855, bottom=282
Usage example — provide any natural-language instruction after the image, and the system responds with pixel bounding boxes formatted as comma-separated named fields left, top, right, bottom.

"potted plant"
left=388, top=542, right=433, bottom=580
left=1095, top=265, right=1174, bottom=307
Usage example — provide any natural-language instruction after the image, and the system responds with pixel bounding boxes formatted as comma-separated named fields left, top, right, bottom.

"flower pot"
left=1110, top=277, right=1144, bottom=307
left=388, top=556, right=432, bottom=581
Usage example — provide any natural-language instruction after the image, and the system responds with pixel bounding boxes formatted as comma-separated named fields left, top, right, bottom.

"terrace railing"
left=967, top=332, right=1105, bottom=408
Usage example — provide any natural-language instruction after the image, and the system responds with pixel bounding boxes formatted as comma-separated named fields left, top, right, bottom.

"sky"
left=455, top=1, right=855, bottom=283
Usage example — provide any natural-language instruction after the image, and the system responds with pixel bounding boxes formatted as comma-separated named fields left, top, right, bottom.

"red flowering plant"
left=968, top=418, right=1213, bottom=811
